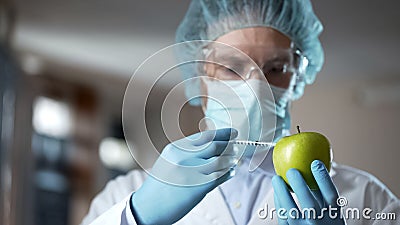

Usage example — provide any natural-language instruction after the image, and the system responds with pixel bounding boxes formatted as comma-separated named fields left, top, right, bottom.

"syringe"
left=232, top=140, right=276, bottom=148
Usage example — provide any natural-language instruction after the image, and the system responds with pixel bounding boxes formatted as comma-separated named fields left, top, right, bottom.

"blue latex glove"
left=131, top=128, right=238, bottom=225
left=272, top=160, right=346, bottom=225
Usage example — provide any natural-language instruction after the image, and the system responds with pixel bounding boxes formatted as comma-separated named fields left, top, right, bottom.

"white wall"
left=291, top=77, right=400, bottom=196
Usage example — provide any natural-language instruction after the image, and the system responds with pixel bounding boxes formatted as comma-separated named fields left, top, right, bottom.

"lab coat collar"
left=237, top=148, right=276, bottom=176
left=252, top=148, right=276, bottom=175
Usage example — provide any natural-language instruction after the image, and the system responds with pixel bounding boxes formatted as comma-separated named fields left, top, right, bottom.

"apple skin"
left=272, top=132, right=332, bottom=190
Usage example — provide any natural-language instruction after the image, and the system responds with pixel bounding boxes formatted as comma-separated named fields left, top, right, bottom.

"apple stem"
left=297, top=126, right=301, bottom=133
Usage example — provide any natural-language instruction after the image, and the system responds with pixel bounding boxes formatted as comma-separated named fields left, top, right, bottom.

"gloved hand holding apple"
left=272, top=126, right=345, bottom=224
left=273, top=126, right=332, bottom=190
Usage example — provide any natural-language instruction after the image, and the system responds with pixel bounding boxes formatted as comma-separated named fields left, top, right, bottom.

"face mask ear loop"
left=287, top=100, right=293, bottom=111
left=279, top=100, right=292, bottom=138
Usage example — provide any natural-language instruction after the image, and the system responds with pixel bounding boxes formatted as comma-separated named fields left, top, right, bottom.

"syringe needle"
left=232, top=140, right=276, bottom=147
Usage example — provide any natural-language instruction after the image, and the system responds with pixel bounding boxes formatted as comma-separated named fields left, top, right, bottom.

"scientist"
left=81, top=0, right=400, bottom=224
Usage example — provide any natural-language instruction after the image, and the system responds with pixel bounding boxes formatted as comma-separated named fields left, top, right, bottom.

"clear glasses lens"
left=199, top=46, right=306, bottom=89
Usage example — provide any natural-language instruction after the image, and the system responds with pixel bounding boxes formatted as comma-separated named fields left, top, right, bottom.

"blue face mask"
left=202, top=79, right=291, bottom=144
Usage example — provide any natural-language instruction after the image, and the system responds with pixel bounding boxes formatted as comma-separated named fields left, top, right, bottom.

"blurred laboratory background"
left=0, top=0, right=399, bottom=224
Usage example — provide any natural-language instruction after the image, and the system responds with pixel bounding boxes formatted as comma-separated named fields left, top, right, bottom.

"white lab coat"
left=81, top=162, right=400, bottom=225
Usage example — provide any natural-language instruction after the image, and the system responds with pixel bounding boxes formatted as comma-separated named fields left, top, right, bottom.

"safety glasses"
left=198, top=45, right=308, bottom=89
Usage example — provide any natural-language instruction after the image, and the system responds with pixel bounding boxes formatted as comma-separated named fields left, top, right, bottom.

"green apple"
left=272, top=126, right=332, bottom=190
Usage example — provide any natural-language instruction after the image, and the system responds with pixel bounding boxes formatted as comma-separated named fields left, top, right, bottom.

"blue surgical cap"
left=175, top=0, right=324, bottom=105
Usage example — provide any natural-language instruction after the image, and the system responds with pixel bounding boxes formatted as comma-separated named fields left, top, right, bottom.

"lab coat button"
left=205, top=213, right=212, bottom=220
left=234, top=201, right=241, bottom=208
